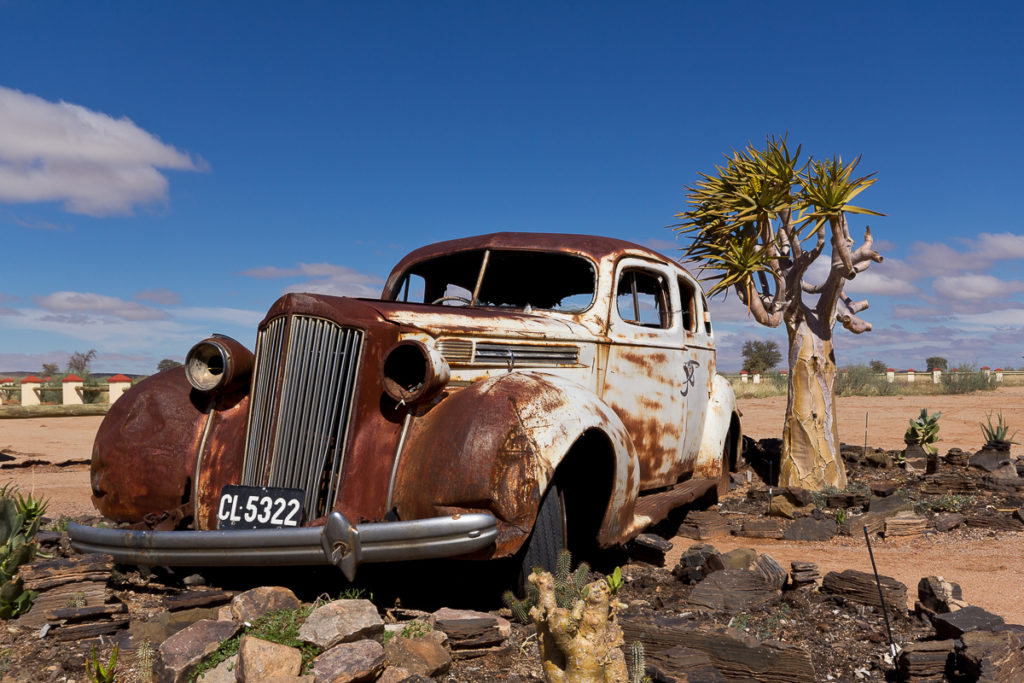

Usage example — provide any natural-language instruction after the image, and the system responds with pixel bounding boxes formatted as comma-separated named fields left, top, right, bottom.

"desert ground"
left=2, top=387, right=1024, bottom=623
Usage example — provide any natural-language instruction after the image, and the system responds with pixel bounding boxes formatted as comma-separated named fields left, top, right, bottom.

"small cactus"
left=135, top=639, right=155, bottom=683
left=85, top=645, right=118, bottom=683
left=629, top=640, right=649, bottom=683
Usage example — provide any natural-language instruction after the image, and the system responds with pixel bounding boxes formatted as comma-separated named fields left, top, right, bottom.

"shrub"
left=941, top=364, right=995, bottom=394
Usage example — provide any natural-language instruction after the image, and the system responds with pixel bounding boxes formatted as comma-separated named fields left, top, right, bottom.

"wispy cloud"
left=0, top=86, right=207, bottom=216
left=933, top=274, right=1024, bottom=301
left=134, top=287, right=181, bottom=306
left=33, top=291, right=168, bottom=320
left=2, top=209, right=71, bottom=231
left=0, top=292, right=18, bottom=316
left=241, top=262, right=384, bottom=298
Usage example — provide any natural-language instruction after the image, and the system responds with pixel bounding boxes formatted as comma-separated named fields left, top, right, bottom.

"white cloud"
left=953, top=308, right=1024, bottom=327
left=932, top=275, right=1024, bottom=301
left=0, top=86, right=206, bottom=216
left=173, top=307, right=264, bottom=327
left=974, top=232, right=1024, bottom=260
left=242, top=262, right=384, bottom=298
left=845, top=268, right=918, bottom=295
left=34, top=291, right=167, bottom=320
left=134, top=287, right=180, bottom=305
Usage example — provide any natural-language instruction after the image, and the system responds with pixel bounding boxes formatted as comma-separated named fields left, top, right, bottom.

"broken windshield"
left=389, top=249, right=596, bottom=313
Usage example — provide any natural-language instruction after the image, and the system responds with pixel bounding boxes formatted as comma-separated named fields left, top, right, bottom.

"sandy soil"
left=2, top=388, right=1024, bottom=622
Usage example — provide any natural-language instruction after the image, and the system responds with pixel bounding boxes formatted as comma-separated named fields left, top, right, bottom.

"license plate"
left=217, top=485, right=304, bottom=530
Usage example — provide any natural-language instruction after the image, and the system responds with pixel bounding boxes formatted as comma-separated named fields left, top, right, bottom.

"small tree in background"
left=926, top=356, right=948, bottom=372
left=673, top=136, right=884, bottom=490
left=869, top=360, right=888, bottom=373
left=66, top=349, right=97, bottom=377
left=741, top=339, right=782, bottom=375
left=157, top=359, right=182, bottom=372
left=40, top=362, right=59, bottom=378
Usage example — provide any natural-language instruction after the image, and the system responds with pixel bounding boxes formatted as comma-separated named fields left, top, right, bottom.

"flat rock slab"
left=299, top=599, right=384, bottom=649
left=647, top=645, right=726, bottom=683
left=737, top=518, right=787, bottom=539
left=628, top=533, right=674, bottom=566
left=897, top=639, right=956, bottom=681
left=934, top=512, right=966, bottom=532
left=821, top=569, right=907, bottom=613
left=230, top=586, right=300, bottom=623
left=678, top=510, right=733, bottom=539
left=622, top=616, right=814, bottom=683
left=958, top=629, right=1024, bottom=680
left=312, top=639, right=386, bottom=683
left=383, top=631, right=451, bottom=677
left=782, top=517, right=837, bottom=542
left=236, top=635, right=303, bottom=680
left=933, top=605, right=1006, bottom=640
left=687, top=570, right=779, bottom=613
left=157, top=618, right=242, bottom=683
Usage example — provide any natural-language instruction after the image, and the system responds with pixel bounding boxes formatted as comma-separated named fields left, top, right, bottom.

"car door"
left=600, top=258, right=688, bottom=490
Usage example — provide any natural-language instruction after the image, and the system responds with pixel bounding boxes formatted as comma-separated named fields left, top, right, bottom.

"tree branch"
left=735, top=280, right=785, bottom=328
left=836, top=295, right=872, bottom=333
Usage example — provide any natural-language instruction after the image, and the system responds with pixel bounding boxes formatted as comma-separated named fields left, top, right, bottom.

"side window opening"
left=700, top=292, right=713, bottom=336
left=616, top=269, right=670, bottom=328
left=677, top=277, right=696, bottom=332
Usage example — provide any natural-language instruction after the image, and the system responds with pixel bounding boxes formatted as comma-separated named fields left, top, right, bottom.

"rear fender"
left=693, top=374, right=740, bottom=479
left=394, top=371, right=640, bottom=556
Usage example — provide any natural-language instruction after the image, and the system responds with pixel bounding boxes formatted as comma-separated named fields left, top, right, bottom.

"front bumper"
left=68, top=510, right=499, bottom=581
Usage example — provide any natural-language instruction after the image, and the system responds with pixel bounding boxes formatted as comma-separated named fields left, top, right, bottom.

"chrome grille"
left=242, top=315, right=363, bottom=519
left=474, top=342, right=579, bottom=365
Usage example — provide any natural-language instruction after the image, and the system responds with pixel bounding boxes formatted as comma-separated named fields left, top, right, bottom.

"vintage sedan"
left=70, top=233, right=740, bottom=580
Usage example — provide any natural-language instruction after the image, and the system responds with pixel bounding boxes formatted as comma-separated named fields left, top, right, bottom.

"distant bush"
left=835, top=365, right=896, bottom=397
left=940, top=364, right=995, bottom=394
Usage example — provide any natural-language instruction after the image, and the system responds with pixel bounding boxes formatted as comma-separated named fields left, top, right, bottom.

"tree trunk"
left=779, top=317, right=847, bottom=490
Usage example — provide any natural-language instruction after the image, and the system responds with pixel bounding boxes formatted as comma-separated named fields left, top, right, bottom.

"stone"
left=782, top=487, right=814, bottom=507
left=934, top=512, right=965, bottom=532
left=782, top=517, right=837, bottom=542
left=867, top=495, right=912, bottom=516
left=821, top=570, right=907, bottom=612
left=789, top=561, right=819, bottom=589
left=383, top=631, right=452, bottom=677
left=957, top=629, right=1024, bottom=680
left=377, top=667, right=414, bottom=683
left=932, top=605, right=1006, bottom=640
left=754, top=554, right=786, bottom=591
left=736, top=518, right=787, bottom=539
left=870, top=481, right=896, bottom=497
left=917, top=576, right=966, bottom=615
left=628, top=533, right=674, bottom=566
left=884, top=511, right=928, bottom=537
left=129, top=606, right=221, bottom=648
left=430, top=607, right=509, bottom=649
left=298, top=599, right=383, bottom=649
left=312, top=640, right=386, bottom=683
left=767, top=496, right=799, bottom=520
left=193, top=654, right=236, bottom=683
left=672, top=544, right=721, bottom=584
left=720, top=548, right=757, bottom=570
left=677, top=510, right=733, bottom=539
left=866, top=451, right=892, bottom=468
left=235, top=635, right=302, bottom=680
left=944, top=448, right=970, bottom=467
left=839, top=511, right=886, bottom=537
left=157, top=619, right=242, bottom=683
left=970, top=447, right=1013, bottom=473
left=646, top=645, right=726, bottom=683
left=897, top=640, right=955, bottom=681
left=230, top=586, right=300, bottom=623
left=687, top=570, right=778, bottom=613
left=826, top=493, right=869, bottom=509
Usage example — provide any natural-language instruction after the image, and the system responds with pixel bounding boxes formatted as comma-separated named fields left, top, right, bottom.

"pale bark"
left=779, top=317, right=847, bottom=490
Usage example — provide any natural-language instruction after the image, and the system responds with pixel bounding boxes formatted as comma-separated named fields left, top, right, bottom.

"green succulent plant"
left=981, top=412, right=1019, bottom=447
left=0, top=487, right=47, bottom=619
left=904, top=409, right=941, bottom=454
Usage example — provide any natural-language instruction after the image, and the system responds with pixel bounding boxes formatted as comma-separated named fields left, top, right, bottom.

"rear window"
left=390, top=249, right=596, bottom=313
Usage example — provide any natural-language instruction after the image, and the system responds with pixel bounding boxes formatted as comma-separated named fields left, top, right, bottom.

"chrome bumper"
left=68, top=511, right=498, bottom=580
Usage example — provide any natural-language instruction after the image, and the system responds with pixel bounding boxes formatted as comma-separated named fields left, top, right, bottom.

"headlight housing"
left=380, top=339, right=450, bottom=405
left=184, top=334, right=254, bottom=394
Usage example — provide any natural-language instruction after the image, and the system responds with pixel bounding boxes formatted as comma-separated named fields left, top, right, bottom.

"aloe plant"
left=981, top=411, right=1019, bottom=447
left=904, top=409, right=941, bottom=454
left=0, top=486, right=47, bottom=619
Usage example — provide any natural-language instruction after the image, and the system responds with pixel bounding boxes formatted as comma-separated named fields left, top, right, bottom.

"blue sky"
left=1, top=2, right=1023, bottom=374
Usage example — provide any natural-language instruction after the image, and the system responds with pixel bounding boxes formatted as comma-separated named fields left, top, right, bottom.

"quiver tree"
left=673, top=136, right=884, bottom=490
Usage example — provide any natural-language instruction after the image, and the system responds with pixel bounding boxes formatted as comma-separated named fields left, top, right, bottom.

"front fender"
left=693, top=374, right=741, bottom=479
left=393, top=371, right=640, bottom=557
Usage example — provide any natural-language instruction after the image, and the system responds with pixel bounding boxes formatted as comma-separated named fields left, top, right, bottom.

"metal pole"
left=864, top=526, right=897, bottom=660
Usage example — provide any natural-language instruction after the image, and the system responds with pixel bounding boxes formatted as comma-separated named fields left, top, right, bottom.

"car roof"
left=389, top=232, right=686, bottom=274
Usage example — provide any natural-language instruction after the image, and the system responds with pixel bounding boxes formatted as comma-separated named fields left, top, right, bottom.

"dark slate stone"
left=932, top=605, right=1006, bottom=640
left=867, top=495, right=912, bottom=516
left=970, top=447, right=1014, bottom=473
left=934, top=512, right=966, bottom=532
left=782, top=517, right=837, bottom=542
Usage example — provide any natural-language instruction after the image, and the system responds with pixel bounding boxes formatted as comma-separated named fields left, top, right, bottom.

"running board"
left=631, top=479, right=716, bottom=530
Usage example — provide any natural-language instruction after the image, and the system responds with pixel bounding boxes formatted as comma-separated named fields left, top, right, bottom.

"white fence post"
left=907, top=369, right=915, bottom=383
left=62, top=374, right=84, bottom=405
left=886, top=368, right=895, bottom=383
left=20, top=376, right=42, bottom=406
left=107, top=374, right=133, bottom=403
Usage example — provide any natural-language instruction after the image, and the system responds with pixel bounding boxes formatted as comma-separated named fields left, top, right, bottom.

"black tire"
left=517, top=482, right=566, bottom=590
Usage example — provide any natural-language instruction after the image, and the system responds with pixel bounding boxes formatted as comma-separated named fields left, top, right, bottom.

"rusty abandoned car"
left=69, top=233, right=741, bottom=581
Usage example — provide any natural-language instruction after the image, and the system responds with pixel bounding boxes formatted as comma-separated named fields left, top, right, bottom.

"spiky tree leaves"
left=674, top=136, right=885, bottom=490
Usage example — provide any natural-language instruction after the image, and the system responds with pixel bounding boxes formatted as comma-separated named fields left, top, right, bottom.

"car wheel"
left=517, top=481, right=567, bottom=590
